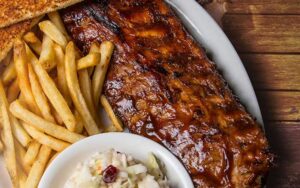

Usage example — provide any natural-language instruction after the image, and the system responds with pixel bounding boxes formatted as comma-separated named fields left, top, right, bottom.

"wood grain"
left=265, top=121, right=300, bottom=188
left=222, top=15, right=300, bottom=53
left=241, top=54, right=300, bottom=90
left=225, top=0, right=300, bottom=14
left=257, top=91, right=300, bottom=121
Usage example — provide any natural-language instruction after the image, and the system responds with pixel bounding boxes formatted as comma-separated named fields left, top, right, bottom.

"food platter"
left=0, top=0, right=264, bottom=187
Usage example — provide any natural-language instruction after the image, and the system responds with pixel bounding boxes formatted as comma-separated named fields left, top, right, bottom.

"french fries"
left=23, top=123, right=70, bottom=151
left=23, top=32, right=42, bottom=55
left=92, top=41, right=114, bottom=106
left=10, top=100, right=85, bottom=143
left=77, top=52, right=101, bottom=70
left=24, top=141, right=41, bottom=166
left=0, top=15, right=123, bottom=187
left=14, top=39, right=41, bottom=115
left=0, top=81, right=19, bottom=187
left=78, top=69, right=97, bottom=120
left=28, top=63, right=56, bottom=123
left=7, top=79, right=20, bottom=103
left=1, top=61, right=16, bottom=85
left=101, top=95, right=123, bottom=132
left=11, top=115, right=32, bottom=147
left=39, top=20, right=67, bottom=48
left=25, top=145, right=52, bottom=188
left=39, top=35, right=56, bottom=71
left=0, top=139, right=3, bottom=152
left=26, top=45, right=76, bottom=131
left=54, top=44, right=72, bottom=106
left=65, top=42, right=100, bottom=135
left=47, top=11, right=70, bottom=41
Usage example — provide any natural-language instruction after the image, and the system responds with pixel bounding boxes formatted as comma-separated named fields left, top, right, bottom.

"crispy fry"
left=39, top=35, right=56, bottom=71
left=14, top=139, right=30, bottom=174
left=65, top=42, right=100, bottom=135
left=89, top=42, right=101, bottom=53
left=78, top=69, right=97, bottom=120
left=74, top=110, right=84, bottom=134
left=14, top=39, right=40, bottom=115
left=92, top=41, right=114, bottom=106
left=47, top=11, right=70, bottom=41
left=52, top=108, right=63, bottom=125
left=7, top=79, right=20, bottom=103
left=39, top=20, right=68, bottom=48
left=1, top=61, right=16, bottom=85
left=0, top=81, right=19, bottom=187
left=24, top=141, right=41, bottom=166
left=101, top=95, right=123, bottom=132
left=26, top=45, right=76, bottom=131
left=11, top=115, right=32, bottom=147
left=0, top=139, right=3, bottom=152
left=77, top=52, right=101, bottom=70
left=54, top=44, right=72, bottom=106
left=23, top=32, right=42, bottom=55
left=17, top=164, right=27, bottom=188
left=25, top=145, right=52, bottom=188
left=22, top=123, right=70, bottom=151
left=10, top=100, right=85, bottom=143
left=28, top=63, right=56, bottom=123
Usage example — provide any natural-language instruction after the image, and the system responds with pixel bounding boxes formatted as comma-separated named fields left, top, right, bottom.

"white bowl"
left=39, top=133, right=194, bottom=188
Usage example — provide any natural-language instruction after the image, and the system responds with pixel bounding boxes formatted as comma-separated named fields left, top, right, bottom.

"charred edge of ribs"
left=85, top=1, right=121, bottom=35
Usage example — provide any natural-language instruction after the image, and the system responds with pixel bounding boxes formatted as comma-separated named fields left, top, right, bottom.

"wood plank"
left=256, top=91, right=300, bottom=121
left=240, top=54, right=300, bottom=90
left=265, top=121, right=300, bottom=187
left=222, top=15, right=300, bottom=53
left=225, top=0, right=300, bottom=14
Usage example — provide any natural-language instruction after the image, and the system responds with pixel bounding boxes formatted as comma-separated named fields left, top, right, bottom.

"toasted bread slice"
left=0, top=0, right=83, bottom=28
left=0, top=17, right=41, bottom=62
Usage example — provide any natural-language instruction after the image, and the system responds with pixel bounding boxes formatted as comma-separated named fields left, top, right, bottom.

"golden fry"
left=14, top=39, right=40, bottom=115
left=7, top=79, right=20, bottom=103
left=11, top=115, right=32, bottom=147
left=23, top=32, right=42, bottom=55
left=0, top=139, right=3, bottom=152
left=77, top=52, right=101, bottom=70
left=65, top=42, right=100, bottom=135
left=54, top=44, right=72, bottom=106
left=1, top=61, right=16, bottom=85
left=39, top=20, right=67, bottom=48
left=28, top=63, right=56, bottom=123
left=10, top=100, right=85, bottom=143
left=47, top=152, right=60, bottom=167
left=1, top=49, right=13, bottom=65
left=47, top=11, right=70, bottom=41
left=26, top=45, right=76, bottom=131
left=23, top=123, right=70, bottom=151
left=74, top=110, right=84, bottom=134
left=24, top=141, right=41, bottom=166
left=39, top=35, right=56, bottom=71
left=14, top=139, right=31, bottom=174
left=25, top=145, right=52, bottom=188
left=0, top=81, right=19, bottom=187
left=78, top=69, right=97, bottom=120
left=92, top=41, right=114, bottom=106
left=101, top=95, right=123, bottom=132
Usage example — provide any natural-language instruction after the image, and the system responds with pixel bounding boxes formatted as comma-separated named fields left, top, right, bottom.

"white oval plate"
left=0, top=1, right=263, bottom=187
left=39, top=133, right=194, bottom=188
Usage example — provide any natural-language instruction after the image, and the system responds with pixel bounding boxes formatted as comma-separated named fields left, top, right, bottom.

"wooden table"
left=200, top=0, right=300, bottom=187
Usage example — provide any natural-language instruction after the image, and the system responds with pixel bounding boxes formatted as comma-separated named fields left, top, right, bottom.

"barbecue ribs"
left=61, top=0, right=273, bottom=187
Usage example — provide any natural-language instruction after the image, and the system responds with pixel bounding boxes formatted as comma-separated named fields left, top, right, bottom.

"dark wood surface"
left=201, top=0, right=300, bottom=187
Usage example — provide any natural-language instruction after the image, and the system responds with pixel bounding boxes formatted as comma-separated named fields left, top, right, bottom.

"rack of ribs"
left=61, top=0, right=273, bottom=187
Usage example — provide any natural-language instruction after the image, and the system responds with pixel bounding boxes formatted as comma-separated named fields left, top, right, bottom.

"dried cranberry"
left=102, top=165, right=118, bottom=183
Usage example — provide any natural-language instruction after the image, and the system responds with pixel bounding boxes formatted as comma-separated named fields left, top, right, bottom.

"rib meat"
left=61, top=1, right=273, bottom=187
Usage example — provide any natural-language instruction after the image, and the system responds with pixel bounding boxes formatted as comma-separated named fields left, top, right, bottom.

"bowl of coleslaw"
left=39, top=133, right=194, bottom=188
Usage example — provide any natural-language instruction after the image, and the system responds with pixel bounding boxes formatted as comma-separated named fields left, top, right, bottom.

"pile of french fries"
left=0, top=11, right=123, bottom=188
